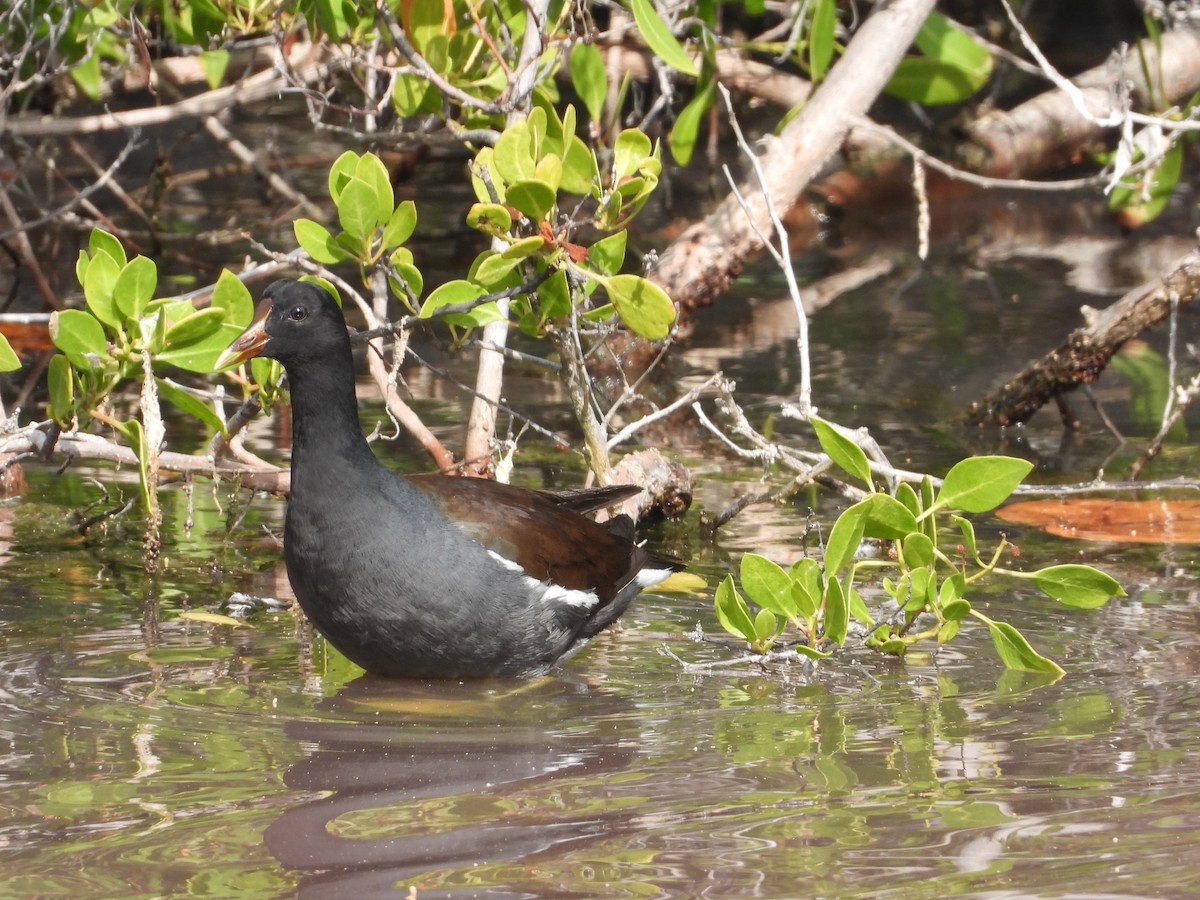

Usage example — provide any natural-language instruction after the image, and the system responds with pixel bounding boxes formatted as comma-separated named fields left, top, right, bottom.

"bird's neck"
left=285, top=354, right=379, bottom=479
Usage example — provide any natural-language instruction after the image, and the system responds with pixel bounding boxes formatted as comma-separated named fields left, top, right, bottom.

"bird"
left=216, top=280, right=683, bottom=678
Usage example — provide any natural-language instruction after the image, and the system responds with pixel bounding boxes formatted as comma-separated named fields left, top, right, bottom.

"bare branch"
left=5, top=44, right=337, bottom=137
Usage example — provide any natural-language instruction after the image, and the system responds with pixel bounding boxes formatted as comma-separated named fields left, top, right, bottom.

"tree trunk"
left=650, top=0, right=938, bottom=310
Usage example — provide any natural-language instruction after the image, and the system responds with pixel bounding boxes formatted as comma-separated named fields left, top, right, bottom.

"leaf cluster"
left=714, top=418, right=1125, bottom=674
left=51, top=232, right=253, bottom=431
left=292, top=120, right=675, bottom=347
left=43, top=231, right=258, bottom=510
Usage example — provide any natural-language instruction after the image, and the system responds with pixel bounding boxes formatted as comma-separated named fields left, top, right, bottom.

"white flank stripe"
left=536, top=581, right=600, bottom=610
left=487, top=550, right=525, bottom=573
left=487, top=551, right=599, bottom=610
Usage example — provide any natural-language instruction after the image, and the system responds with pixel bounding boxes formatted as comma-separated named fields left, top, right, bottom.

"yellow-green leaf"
left=629, top=0, right=697, bottom=77
left=0, top=335, right=20, bottom=372
left=605, top=273, right=675, bottom=340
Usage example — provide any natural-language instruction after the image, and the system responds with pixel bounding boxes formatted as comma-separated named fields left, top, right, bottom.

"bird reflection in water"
left=265, top=675, right=637, bottom=898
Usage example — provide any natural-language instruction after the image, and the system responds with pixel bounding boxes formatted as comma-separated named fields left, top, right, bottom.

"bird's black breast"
left=283, top=466, right=586, bottom=677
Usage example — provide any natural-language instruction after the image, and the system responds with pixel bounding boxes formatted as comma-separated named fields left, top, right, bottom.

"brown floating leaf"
left=996, top=498, right=1200, bottom=544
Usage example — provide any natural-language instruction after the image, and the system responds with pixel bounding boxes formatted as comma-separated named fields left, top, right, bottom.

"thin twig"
left=606, top=371, right=723, bottom=450
left=717, top=83, right=813, bottom=415
left=0, top=133, right=142, bottom=242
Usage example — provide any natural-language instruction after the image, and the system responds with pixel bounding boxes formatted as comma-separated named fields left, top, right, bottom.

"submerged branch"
left=966, top=245, right=1200, bottom=426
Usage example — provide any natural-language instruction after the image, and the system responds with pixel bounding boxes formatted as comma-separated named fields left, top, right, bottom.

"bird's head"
left=216, top=280, right=348, bottom=370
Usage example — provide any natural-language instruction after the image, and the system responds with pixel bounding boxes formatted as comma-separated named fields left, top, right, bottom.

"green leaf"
left=885, top=11, right=992, bottom=105
left=561, top=135, right=598, bottom=195
left=445, top=301, right=506, bottom=330
left=355, top=153, right=394, bottom=227
left=76, top=250, right=90, bottom=289
left=937, top=456, right=1033, bottom=513
left=179, top=610, right=250, bottom=628
left=954, top=515, right=979, bottom=561
left=250, top=357, right=283, bottom=391
left=197, top=48, right=229, bottom=90
left=211, top=270, right=253, bottom=327
left=402, top=0, right=446, bottom=53
left=588, top=231, right=628, bottom=276
left=535, top=154, right=563, bottom=194
left=164, top=307, right=226, bottom=348
left=811, top=415, right=872, bottom=486
left=791, top=643, right=833, bottom=660
left=921, top=474, right=937, bottom=543
left=983, top=618, right=1064, bottom=675
left=493, top=121, right=537, bottom=183
left=613, top=128, right=654, bottom=181
left=938, top=573, right=965, bottom=607
left=905, top=567, right=935, bottom=613
left=83, top=250, right=121, bottom=330
left=570, top=44, right=607, bottom=123
left=423, top=32, right=449, bottom=74
left=896, top=481, right=921, bottom=518
left=847, top=584, right=873, bottom=625
left=327, top=150, right=359, bottom=204
left=789, top=557, right=821, bottom=619
left=420, top=280, right=486, bottom=318
left=389, top=248, right=424, bottom=301
left=50, top=309, right=108, bottom=368
left=156, top=377, right=225, bottom=433
left=89, top=229, right=127, bottom=268
left=902, top=532, right=935, bottom=568
left=1032, top=564, right=1125, bottom=609
left=740, top=553, right=796, bottom=618
left=336, top=176, right=378, bottom=243
left=629, top=0, right=698, bottom=77
left=466, top=203, right=514, bottom=238
left=886, top=58, right=987, bottom=105
left=669, top=74, right=715, bottom=166
left=69, top=54, right=102, bottom=101
left=501, top=235, right=548, bottom=259
left=505, top=180, right=557, bottom=222
left=914, top=11, right=991, bottom=74
left=538, top=269, right=572, bottom=320
left=605, top=274, right=675, bottom=340
left=823, top=501, right=867, bottom=576
left=392, top=72, right=438, bottom=116
left=113, top=255, right=157, bottom=322
left=714, top=574, right=757, bottom=645
left=157, top=322, right=247, bottom=373
left=47, top=354, right=74, bottom=424
left=808, top=0, right=837, bottom=81
left=824, top=576, right=848, bottom=645
left=942, top=597, right=971, bottom=622
left=473, top=252, right=522, bottom=287
left=753, top=608, right=780, bottom=644
left=1108, top=140, right=1184, bottom=226
left=381, top=200, right=417, bottom=249
left=860, top=492, right=919, bottom=539
left=0, top=335, right=20, bottom=372
left=294, top=218, right=348, bottom=265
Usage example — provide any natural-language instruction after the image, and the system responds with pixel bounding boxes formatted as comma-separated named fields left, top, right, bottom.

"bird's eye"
left=288, top=305, right=307, bottom=322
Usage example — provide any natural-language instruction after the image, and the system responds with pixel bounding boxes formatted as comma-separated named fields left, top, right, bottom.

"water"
left=4, top=122, right=1200, bottom=896
left=5, top=483, right=1200, bottom=898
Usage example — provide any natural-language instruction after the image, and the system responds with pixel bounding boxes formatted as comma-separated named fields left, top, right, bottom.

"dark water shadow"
left=265, top=674, right=639, bottom=898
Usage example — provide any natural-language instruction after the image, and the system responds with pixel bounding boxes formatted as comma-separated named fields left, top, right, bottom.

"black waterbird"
left=217, top=280, right=683, bottom=678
